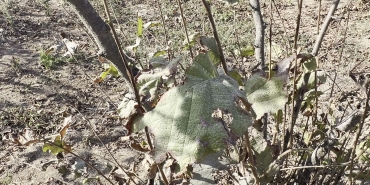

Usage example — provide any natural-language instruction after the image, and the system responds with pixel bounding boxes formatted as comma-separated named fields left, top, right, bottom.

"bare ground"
left=0, top=0, right=370, bottom=184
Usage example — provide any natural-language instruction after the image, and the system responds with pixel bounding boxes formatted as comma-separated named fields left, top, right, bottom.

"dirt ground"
left=0, top=0, right=369, bottom=184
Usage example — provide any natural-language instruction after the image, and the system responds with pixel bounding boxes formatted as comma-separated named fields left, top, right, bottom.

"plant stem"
left=244, top=130, right=260, bottom=185
left=312, top=0, right=340, bottom=56
left=102, top=0, right=144, bottom=112
left=288, top=0, right=303, bottom=149
left=201, top=0, right=229, bottom=75
left=155, top=0, right=171, bottom=61
left=349, top=87, right=370, bottom=184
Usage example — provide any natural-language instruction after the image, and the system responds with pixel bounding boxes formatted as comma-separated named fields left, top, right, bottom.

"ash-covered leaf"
left=136, top=57, right=181, bottom=105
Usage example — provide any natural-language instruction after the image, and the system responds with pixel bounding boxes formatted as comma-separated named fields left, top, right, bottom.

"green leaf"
left=200, top=37, right=221, bottom=66
left=108, top=63, right=119, bottom=77
left=183, top=32, right=200, bottom=50
left=240, top=45, right=254, bottom=57
left=229, top=70, right=243, bottom=86
left=134, top=53, right=252, bottom=170
left=302, top=58, right=317, bottom=72
left=143, top=21, right=161, bottom=29
left=96, top=63, right=120, bottom=83
left=137, top=16, right=143, bottom=37
left=42, top=136, right=65, bottom=155
left=245, top=75, right=287, bottom=119
left=152, top=50, right=167, bottom=58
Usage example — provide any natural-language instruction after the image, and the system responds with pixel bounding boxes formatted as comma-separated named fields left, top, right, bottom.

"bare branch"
left=312, top=0, right=340, bottom=56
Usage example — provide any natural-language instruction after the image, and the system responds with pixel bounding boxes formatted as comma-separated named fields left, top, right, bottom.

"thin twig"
left=177, top=0, right=194, bottom=59
left=157, top=164, right=169, bottom=185
left=268, top=0, right=272, bottom=79
left=201, top=0, right=229, bottom=75
left=59, top=38, right=143, bottom=184
left=315, top=57, right=319, bottom=124
left=288, top=0, right=303, bottom=149
left=339, top=6, right=351, bottom=64
left=271, top=0, right=291, bottom=55
left=244, top=130, right=261, bottom=185
left=102, top=0, right=144, bottom=112
left=317, top=0, right=321, bottom=34
left=349, top=87, right=370, bottom=184
left=64, top=99, right=142, bottom=184
left=155, top=0, right=171, bottom=61
left=280, top=163, right=370, bottom=171
left=145, top=126, right=154, bottom=151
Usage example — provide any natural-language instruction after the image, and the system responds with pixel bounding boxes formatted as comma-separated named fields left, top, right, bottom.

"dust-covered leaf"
left=186, top=53, right=218, bottom=82
left=297, top=70, right=327, bottom=89
left=249, top=128, right=279, bottom=183
left=62, top=38, right=78, bottom=56
left=72, top=159, right=87, bottom=177
left=245, top=75, right=287, bottom=119
left=149, top=56, right=168, bottom=69
left=136, top=57, right=181, bottom=104
left=126, top=37, right=142, bottom=52
left=134, top=52, right=252, bottom=170
left=118, top=93, right=138, bottom=119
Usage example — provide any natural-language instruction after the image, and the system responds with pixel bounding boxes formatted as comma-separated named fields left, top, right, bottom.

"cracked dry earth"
left=0, top=0, right=370, bottom=184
